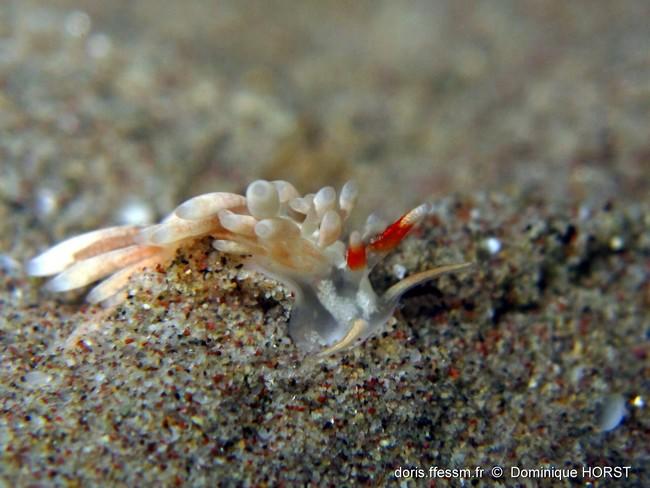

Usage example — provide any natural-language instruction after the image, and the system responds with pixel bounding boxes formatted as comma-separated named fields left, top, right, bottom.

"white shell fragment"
left=596, top=393, right=627, bottom=432
left=23, top=371, right=54, bottom=389
left=483, top=237, right=502, bottom=255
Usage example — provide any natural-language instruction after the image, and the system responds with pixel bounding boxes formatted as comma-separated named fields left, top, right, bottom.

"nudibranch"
left=27, top=180, right=471, bottom=356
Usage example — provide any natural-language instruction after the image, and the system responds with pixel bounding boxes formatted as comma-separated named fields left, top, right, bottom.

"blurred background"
left=1, top=0, right=649, bottom=243
left=1, top=4, right=648, bottom=484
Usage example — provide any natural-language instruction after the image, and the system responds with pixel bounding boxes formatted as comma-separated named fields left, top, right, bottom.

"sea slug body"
left=27, top=180, right=471, bottom=356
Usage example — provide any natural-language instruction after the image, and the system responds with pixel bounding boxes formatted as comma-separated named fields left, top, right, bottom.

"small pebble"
left=596, top=393, right=626, bottom=432
left=483, top=237, right=502, bottom=255
left=116, top=200, right=154, bottom=225
left=23, top=371, right=53, bottom=388
left=392, top=264, right=407, bottom=280
left=0, top=255, right=21, bottom=274
left=631, top=395, right=644, bottom=408
left=609, top=236, right=624, bottom=251
left=87, top=33, right=112, bottom=59
left=578, top=205, right=591, bottom=221
left=64, top=10, right=91, bottom=38
left=35, top=187, right=59, bottom=218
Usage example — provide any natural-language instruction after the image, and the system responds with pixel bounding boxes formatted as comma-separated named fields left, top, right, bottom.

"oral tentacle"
left=382, top=262, right=474, bottom=303
left=316, top=319, right=368, bottom=357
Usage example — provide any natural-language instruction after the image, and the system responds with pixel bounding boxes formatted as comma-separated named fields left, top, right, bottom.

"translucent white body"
left=28, top=180, right=471, bottom=355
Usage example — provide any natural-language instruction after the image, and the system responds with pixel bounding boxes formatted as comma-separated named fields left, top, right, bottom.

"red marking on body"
left=367, top=212, right=415, bottom=253
left=346, top=242, right=367, bottom=270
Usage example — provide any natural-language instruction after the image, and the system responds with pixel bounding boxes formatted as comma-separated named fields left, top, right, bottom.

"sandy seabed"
left=1, top=1, right=649, bottom=486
